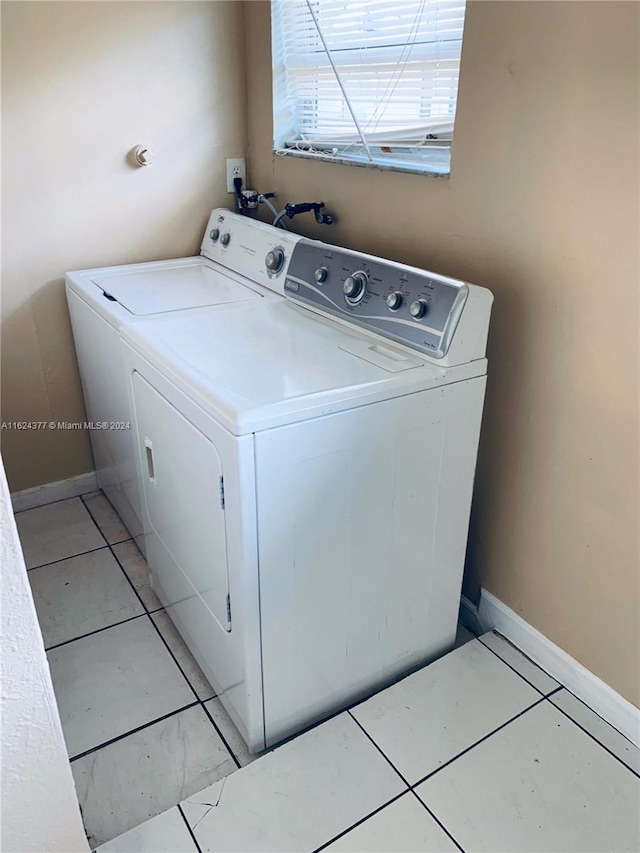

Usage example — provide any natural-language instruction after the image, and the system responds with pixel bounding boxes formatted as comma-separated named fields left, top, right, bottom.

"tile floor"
left=99, top=638, right=640, bottom=853
left=17, top=491, right=640, bottom=852
left=17, top=492, right=256, bottom=848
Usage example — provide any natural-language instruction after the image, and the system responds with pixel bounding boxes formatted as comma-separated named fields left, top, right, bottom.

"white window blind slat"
left=272, top=0, right=467, bottom=168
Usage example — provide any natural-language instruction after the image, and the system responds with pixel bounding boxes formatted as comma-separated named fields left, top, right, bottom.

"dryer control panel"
left=284, top=239, right=470, bottom=360
left=200, top=209, right=303, bottom=296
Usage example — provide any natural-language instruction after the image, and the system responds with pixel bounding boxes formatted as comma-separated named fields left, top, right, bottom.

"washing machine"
left=120, top=235, right=493, bottom=752
left=65, top=210, right=303, bottom=545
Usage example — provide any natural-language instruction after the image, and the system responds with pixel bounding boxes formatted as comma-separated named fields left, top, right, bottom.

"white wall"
left=0, top=456, right=89, bottom=852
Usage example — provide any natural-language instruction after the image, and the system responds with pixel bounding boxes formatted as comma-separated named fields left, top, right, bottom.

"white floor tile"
left=479, top=631, right=560, bottom=694
left=95, top=807, right=197, bottom=853
left=83, top=492, right=132, bottom=544
left=352, top=639, right=541, bottom=784
left=15, top=497, right=106, bottom=569
left=47, top=616, right=194, bottom=757
left=181, top=712, right=406, bottom=852
left=416, top=700, right=640, bottom=853
left=73, top=705, right=236, bottom=847
left=28, top=548, right=144, bottom=647
left=550, top=688, right=640, bottom=775
left=204, top=697, right=257, bottom=767
left=324, top=792, right=458, bottom=852
left=151, top=610, right=214, bottom=701
left=112, top=541, right=163, bottom=612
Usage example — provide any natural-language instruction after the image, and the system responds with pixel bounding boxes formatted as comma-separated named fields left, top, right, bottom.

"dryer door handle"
left=144, top=437, right=156, bottom=484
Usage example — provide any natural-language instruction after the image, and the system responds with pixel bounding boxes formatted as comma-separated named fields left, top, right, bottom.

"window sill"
left=273, top=147, right=450, bottom=179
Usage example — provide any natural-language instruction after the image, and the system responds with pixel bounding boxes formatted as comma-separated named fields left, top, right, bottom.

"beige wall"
left=244, top=0, right=640, bottom=705
left=1, top=1, right=246, bottom=490
left=2, top=0, right=638, bottom=706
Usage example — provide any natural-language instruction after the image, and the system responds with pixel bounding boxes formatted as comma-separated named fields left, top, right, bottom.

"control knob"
left=386, top=291, right=403, bottom=311
left=314, top=266, right=328, bottom=284
left=220, top=232, right=231, bottom=247
left=265, top=247, right=285, bottom=273
left=209, top=228, right=220, bottom=243
left=343, top=271, right=368, bottom=303
left=409, top=299, right=429, bottom=319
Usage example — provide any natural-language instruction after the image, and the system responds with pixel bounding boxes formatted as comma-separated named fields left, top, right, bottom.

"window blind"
left=272, top=0, right=467, bottom=169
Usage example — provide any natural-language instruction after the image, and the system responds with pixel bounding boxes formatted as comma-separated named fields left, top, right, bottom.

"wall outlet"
left=226, top=158, right=246, bottom=193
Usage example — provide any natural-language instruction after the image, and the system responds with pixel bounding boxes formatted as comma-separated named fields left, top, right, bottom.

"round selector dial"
left=409, top=298, right=429, bottom=319
left=343, top=271, right=368, bottom=304
left=209, top=228, right=220, bottom=243
left=314, top=266, right=328, bottom=284
left=220, top=232, right=231, bottom=247
left=386, top=291, right=403, bottom=311
left=265, top=247, right=285, bottom=273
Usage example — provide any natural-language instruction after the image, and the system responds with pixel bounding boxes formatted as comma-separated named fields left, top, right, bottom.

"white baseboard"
left=11, top=472, right=98, bottom=513
left=458, top=593, right=484, bottom=636
left=478, top=588, right=640, bottom=747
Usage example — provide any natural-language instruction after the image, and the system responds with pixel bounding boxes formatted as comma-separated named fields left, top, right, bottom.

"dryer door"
left=132, top=371, right=231, bottom=633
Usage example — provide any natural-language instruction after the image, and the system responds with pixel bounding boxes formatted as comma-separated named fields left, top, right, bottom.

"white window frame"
left=271, top=0, right=467, bottom=177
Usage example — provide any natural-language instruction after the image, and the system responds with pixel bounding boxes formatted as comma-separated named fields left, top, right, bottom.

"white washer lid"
left=91, top=261, right=261, bottom=316
left=122, top=299, right=485, bottom=433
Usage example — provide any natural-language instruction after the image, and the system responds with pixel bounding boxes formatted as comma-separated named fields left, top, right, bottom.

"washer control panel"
left=284, top=239, right=468, bottom=358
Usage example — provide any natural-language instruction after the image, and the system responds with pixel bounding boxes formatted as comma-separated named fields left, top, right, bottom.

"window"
left=272, top=0, right=467, bottom=176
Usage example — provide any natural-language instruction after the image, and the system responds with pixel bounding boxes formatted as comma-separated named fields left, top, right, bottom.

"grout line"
left=79, top=492, right=122, bottom=547
left=544, top=694, right=640, bottom=780
left=26, top=544, right=111, bottom=572
left=14, top=491, right=99, bottom=516
left=409, top=789, right=466, bottom=852
left=100, top=536, right=134, bottom=547
left=78, top=493, right=110, bottom=546
left=554, top=684, right=640, bottom=747
left=108, top=540, right=162, bottom=617
left=477, top=635, right=553, bottom=697
left=410, top=696, right=547, bottom=789
left=81, top=490, right=138, bottom=547
left=178, top=803, right=203, bottom=853
left=348, top=710, right=411, bottom=788
left=45, top=611, right=147, bottom=652
left=311, top=791, right=407, bottom=853
left=144, top=611, right=203, bottom=704
left=137, top=603, right=245, bottom=770
left=201, top=700, right=241, bottom=770
left=478, top=630, right=561, bottom=687
left=80, top=491, right=133, bottom=548
left=69, top=700, right=200, bottom=762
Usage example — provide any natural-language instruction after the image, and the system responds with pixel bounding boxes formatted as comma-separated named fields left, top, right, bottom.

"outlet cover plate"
left=226, top=158, right=246, bottom=193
